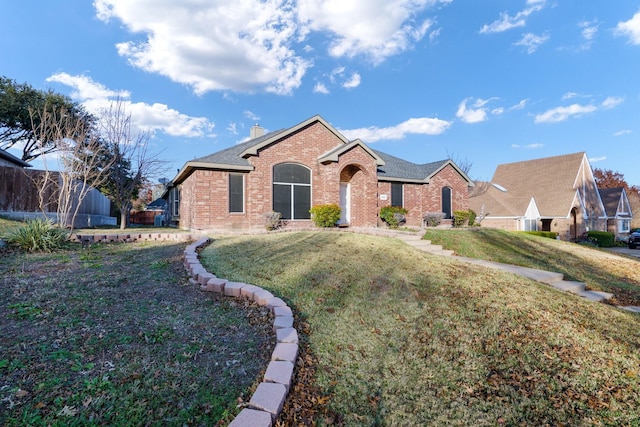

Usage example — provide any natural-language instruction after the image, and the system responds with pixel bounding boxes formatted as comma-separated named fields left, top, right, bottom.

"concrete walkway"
left=392, top=230, right=640, bottom=313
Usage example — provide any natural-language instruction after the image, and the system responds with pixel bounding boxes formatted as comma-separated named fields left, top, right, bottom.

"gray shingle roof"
left=191, top=129, right=286, bottom=167
left=599, top=187, right=624, bottom=217
left=374, top=149, right=449, bottom=181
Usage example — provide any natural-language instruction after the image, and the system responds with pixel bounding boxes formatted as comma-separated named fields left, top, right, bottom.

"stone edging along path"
left=184, top=237, right=296, bottom=427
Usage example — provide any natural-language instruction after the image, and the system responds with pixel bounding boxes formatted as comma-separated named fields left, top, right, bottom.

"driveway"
left=605, top=246, right=640, bottom=259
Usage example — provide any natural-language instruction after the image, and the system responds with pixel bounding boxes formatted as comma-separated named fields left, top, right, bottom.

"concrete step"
left=407, top=240, right=433, bottom=246
left=619, top=306, right=640, bottom=313
left=576, top=290, right=614, bottom=302
left=551, top=281, right=586, bottom=294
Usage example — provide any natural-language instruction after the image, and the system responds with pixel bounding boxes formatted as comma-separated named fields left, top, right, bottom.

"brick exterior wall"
left=377, top=164, right=470, bottom=227
left=175, top=122, right=470, bottom=231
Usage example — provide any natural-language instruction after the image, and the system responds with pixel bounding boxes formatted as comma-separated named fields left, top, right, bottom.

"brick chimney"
left=250, top=124, right=265, bottom=139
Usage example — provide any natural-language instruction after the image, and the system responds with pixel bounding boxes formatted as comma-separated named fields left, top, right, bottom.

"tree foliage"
left=0, top=76, right=92, bottom=161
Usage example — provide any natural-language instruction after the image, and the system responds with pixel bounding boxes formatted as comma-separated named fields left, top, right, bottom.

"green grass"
left=200, top=231, right=640, bottom=426
left=0, top=241, right=272, bottom=426
left=423, top=228, right=640, bottom=305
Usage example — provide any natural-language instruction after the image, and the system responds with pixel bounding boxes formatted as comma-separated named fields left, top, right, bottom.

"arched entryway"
left=339, top=164, right=364, bottom=225
left=570, top=207, right=578, bottom=241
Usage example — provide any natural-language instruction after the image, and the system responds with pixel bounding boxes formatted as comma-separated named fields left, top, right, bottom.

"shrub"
left=380, top=206, right=408, bottom=229
left=524, top=231, right=558, bottom=239
left=263, top=211, right=282, bottom=231
left=423, top=212, right=445, bottom=227
left=452, top=210, right=471, bottom=228
left=309, top=204, right=341, bottom=228
left=5, top=218, right=70, bottom=252
left=468, top=209, right=477, bottom=227
left=587, top=231, right=615, bottom=248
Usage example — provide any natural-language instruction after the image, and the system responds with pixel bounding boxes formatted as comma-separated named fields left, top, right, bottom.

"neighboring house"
left=164, top=115, right=473, bottom=231
left=599, top=187, right=633, bottom=239
left=469, top=152, right=607, bottom=241
left=0, top=148, right=31, bottom=168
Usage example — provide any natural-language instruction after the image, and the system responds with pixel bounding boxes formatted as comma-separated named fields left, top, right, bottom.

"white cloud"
left=46, top=73, right=129, bottom=100
left=614, top=129, right=631, bottom=136
left=615, top=10, right=640, bottom=45
left=589, top=156, right=606, bottom=163
left=343, top=72, right=361, bottom=89
left=601, top=96, right=624, bottom=109
left=534, top=103, right=597, bottom=123
left=313, top=82, right=330, bottom=94
left=95, top=0, right=311, bottom=95
left=535, top=95, right=624, bottom=124
left=94, top=0, right=450, bottom=95
left=492, top=107, right=505, bottom=115
left=297, top=0, right=450, bottom=64
left=340, top=117, right=451, bottom=142
left=46, top=73, right=214, bottom=138
left=479, top=1, right=546, bottom=34
left=243, top=110, right=261, bottom=121
left=509, top=99, right=528, bottom=110
left=514, top=32, right=550, bottom=53
left=227, top=123, right=238, bottom=135
left=512, top=143, right=544, bottom=149
left=456, top=97, right=498, bottom=124
left=579, top=20, right=598, bottom=41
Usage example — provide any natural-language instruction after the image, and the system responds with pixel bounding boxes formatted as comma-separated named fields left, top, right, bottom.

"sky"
left=1, top=0, right=639, bottom=185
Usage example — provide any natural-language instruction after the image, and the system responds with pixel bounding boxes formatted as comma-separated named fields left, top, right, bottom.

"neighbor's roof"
left=470, top=152, right=592, bottom=217
left=0, top=148, right=31, bottom=168
left=598, top=187, right=628, bottom=217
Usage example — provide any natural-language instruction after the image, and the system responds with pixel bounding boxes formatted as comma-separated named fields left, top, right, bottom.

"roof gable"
left=318, top=138, right=385, bottom=166
left=488, top=152, right=604, bottom=217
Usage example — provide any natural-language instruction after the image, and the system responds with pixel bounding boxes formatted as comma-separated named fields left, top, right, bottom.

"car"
left=628, top=228, right=640, bottom=249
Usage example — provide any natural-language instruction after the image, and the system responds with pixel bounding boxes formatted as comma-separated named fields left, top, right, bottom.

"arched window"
left=442, top=187, right=452, bottom=219
left=273, top=163, right=311, bottom=220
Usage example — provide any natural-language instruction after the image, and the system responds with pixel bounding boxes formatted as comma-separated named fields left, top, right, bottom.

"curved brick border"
left=185, top=237, right=297, bottom=427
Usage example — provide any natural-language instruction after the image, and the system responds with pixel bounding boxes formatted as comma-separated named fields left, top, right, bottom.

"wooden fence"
left=0, top=165, right=113, bottom=226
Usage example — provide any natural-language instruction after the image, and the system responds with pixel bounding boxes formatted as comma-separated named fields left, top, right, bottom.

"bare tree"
left=29, top=104, right=115, bottom=233
left=97, top=99, right=166, bottom=229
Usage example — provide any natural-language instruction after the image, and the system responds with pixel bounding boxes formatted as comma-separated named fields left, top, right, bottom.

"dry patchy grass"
left=200, top=231, right=640, bottom=426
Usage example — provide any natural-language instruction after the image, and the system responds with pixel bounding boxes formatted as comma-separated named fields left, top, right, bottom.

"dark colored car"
left=628, top=228, right=640, bottom=249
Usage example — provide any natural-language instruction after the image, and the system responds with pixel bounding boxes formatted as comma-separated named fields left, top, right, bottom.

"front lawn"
left=201, top=231, right=640, bottom=426
left=0, top=240, right=272, bottom=426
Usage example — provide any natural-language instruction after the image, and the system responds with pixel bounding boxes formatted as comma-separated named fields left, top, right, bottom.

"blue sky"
left=2, top=0, right=639, bottom=185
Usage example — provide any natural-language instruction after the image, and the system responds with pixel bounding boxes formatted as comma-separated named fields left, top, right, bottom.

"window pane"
left=294, top=185, right=311, bottom=219
left=273, top=184, right=291, bottom=220
left=274, top=163, right=310, bottom=184
left=391, top=183, right=403, bottom=207
left=229, top=174, right=244, bottom=213
left=442, top=187, right=452, bottom=219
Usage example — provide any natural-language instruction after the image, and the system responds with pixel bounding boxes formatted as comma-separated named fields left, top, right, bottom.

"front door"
left=339, top=182, right=350, bottom=225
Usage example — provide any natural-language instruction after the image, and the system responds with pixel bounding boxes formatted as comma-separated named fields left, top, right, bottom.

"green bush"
left=468, top=209, right=477, bottom=226
left=5, top=218, right=70, bottom=252
left=452, top=210, right=470, bottom=228
left=587, top=231, right=615, bottom=248
left=524, top=231, right=558, bottom=239
left=309, top=204, right=341, bottom=227
left=380, top=206, right=408, bottom=229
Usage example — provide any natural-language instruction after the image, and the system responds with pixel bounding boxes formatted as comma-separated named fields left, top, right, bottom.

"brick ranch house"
left=163, top=115, right=473, bottom=231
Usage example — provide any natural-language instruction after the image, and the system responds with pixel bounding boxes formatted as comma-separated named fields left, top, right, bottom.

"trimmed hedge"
left=380, top=206, right=408, bottom=229
left=453, top=210, right=470, bottom=228
left=524, top=231, right=558, bottom=239
left=309, top=203, right=341, bottom=227
left=587, top=231, right=615, bottom=248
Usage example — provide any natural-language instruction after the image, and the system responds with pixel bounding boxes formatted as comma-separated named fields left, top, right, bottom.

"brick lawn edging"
left=185, top=237, right=297, bottom=427
left=71, top=232, right=196, bottom=244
